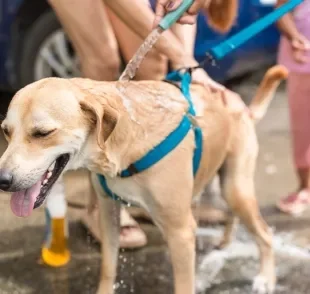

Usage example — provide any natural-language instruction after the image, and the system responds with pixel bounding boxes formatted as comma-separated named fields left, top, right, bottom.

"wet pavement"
left=0, top=71, right=310, bottom=293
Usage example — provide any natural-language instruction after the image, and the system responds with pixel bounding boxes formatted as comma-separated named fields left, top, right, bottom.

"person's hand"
left=191, top=68, right=224, bottom=92
left=291, top=34, right=310, bottom=63
left=191, top=68, right=245, bottom=113
left=153, top=0, right=209, bottom=27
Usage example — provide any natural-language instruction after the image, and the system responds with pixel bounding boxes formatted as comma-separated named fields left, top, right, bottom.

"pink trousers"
left=288, top=72, right=310, bottom=169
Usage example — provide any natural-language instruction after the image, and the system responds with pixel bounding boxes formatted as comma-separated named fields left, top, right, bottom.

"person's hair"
left=204, top=0, right=239, bottom=33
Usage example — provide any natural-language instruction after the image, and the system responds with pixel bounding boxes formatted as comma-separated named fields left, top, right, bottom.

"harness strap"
left=166, top=70, right=202, bottom=176
left=193, top=127, right=203, bottom=175
left=120, top=115, right=192, bottom=177
left=162, top=79, right=181, bottom=90
left=166, top=71, right=196, bottom=116
left=97, top=174, right=129, bottom=206
left=97, top=69, right=203, bottom=204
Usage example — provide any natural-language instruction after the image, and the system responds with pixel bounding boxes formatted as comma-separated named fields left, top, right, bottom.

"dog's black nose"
left=0, top=170, right=13, bottom=191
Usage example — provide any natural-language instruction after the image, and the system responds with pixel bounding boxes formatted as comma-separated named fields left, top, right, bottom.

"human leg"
left=48, top=0, right=120, bottom=81
left=277, top=73, right=310, bottom=215
left=106, top=0, right=168, bottom=81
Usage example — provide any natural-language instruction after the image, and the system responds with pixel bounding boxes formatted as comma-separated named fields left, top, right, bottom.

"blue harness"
left=97, top=70, right=203, bottom=205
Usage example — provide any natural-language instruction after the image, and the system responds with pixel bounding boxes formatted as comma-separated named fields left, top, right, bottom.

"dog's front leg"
left=151, top=195, right=197, bottom=294
left=91, top=174, right=120, bottom=294
left=97, top=197, right=120, bottom=294
left=161, top=213, right=196, bottom=294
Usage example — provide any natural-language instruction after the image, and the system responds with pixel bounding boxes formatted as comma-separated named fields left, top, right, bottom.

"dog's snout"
left=0, top=169, right=13, bottom=191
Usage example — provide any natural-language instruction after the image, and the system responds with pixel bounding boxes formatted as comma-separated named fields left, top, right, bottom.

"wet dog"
left=0, top=65, right=287, bottom=294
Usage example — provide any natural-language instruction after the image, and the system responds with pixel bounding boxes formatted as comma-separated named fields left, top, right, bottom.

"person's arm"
left=276, top=0, right=300, bottom=41
left=104, top=0, right=225, bottom=91
left=171, top=22, right=225, bottom=91
left=276, top=0, right=310, bottom=63
left=170, top=22, right=197, bottom=56
left=104, top=0, right=199, bottom=68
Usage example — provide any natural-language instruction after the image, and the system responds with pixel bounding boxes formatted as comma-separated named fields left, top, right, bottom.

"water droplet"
left=265, top=164, right=277, bottom=175
left=113, top=282, right=120, bottom=290
left=263, top=152, right=273, bottom=162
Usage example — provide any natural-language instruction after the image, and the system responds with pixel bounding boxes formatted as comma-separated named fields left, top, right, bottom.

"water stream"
left=119, top=27, right=163, bottom=81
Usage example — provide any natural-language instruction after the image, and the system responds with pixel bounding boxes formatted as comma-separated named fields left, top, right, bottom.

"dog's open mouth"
left=10, top=154, right=70, bottom=218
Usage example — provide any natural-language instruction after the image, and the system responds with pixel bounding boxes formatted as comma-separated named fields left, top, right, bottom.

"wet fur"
left=0, top=65, right=288, bottom=294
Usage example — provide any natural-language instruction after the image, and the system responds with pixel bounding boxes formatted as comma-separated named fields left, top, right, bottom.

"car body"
left=0, top=0, right=280, bottom=91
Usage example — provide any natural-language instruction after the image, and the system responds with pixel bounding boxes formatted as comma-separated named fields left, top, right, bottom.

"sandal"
left=119, top=208, right=147, bottom=248
left=80, top=206, right=147, bottom=249
left=276, top=189, right=310, bottom=215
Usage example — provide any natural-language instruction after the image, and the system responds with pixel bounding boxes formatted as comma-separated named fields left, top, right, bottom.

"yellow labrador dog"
left=0, top=65, right=287, bottom=294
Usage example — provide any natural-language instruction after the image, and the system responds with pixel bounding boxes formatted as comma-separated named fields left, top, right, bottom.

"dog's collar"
left=97, top=70, right=203, bottom=205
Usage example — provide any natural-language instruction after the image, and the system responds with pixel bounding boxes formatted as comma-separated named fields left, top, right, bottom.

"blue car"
left=0, top=0, right=279, bottom=91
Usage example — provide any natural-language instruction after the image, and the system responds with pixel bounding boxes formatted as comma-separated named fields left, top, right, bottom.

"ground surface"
left=0, top=71, right=309, bottom=294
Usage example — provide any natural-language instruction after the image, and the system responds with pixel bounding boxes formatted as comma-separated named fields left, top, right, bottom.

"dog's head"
left=0, top=78, right=119, bottom=217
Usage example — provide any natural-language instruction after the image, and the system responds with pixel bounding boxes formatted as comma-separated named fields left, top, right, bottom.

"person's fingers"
left=154, top=0, right=203, bottom=27
left=292, top=39, right=303, bottom=50
left=207, top=79, right=225, bottom=91
left=187, top=0, right=205, bottom=15
left=292, top=37, right=310, bottom=51
left=302, top=39, right=310, bottom=50
left=178, top=14, right=196, bottom=24
left=191, top=68, right=222, bottom=90
left=153, top=0, right=168, bottom=28
left=293, top=50, right=309, bottom=64
left=294, top=40, right=305, bottom=50
left=166, top=0, right=183, bottom=11
left=153, top=0, right=183, bottom=27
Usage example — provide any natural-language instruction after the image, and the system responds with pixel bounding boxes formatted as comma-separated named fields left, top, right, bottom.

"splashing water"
left=130, top=252, right=135, bottom=293
left=86, top=232, right=93, bottom=294
left=119, top=27, right=163, bottom=81
left=115, top=82, right=140, bottom=124
left=116, top=28, right=164, bottom=124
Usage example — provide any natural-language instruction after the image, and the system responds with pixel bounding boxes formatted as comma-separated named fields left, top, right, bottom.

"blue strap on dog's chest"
left=165, top=71, right=203, bottom=175
left=97, top=70, right=203, bottom=203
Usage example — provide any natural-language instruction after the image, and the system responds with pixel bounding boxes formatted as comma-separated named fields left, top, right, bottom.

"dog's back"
left=191, top=65, right=288, bottom=192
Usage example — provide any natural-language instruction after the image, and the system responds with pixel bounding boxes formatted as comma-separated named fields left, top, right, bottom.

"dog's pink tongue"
left=10, top=180, right=41, bottom=217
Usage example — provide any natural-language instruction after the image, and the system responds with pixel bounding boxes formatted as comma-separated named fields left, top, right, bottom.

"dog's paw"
left=252, top=275, right=275, bottom=294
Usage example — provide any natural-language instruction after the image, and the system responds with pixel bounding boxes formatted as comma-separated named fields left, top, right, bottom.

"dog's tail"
left=248, top=65, right=288, bottom=122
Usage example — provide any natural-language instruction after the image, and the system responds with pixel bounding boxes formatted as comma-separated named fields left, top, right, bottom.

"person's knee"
left=135, top=50, right=168, bottom=81
left=82, top=53, right=121, bottom=81
left=48, top=0, right=121, bottom=81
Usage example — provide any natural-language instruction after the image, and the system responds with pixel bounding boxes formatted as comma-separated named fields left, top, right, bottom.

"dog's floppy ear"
left=204, top=0, right=238, bottom=33
left=80, top=95, right=119, bottom=149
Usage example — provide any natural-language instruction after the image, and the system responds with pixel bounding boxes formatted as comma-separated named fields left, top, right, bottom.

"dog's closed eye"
left=2, top=127, right=10, bottom=137
left=32, top=129, right=56, bottom=138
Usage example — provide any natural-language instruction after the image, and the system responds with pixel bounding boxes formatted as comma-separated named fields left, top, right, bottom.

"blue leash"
left=197, top=0, right=303, bottom=69
left=97, top=70, right=202, bottom=205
